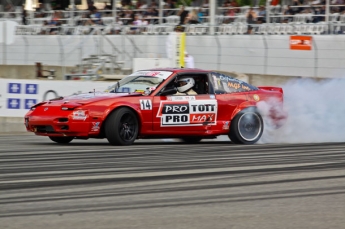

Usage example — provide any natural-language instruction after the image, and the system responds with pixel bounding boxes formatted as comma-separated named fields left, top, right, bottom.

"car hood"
left=50, top=92, right=141, bottom=105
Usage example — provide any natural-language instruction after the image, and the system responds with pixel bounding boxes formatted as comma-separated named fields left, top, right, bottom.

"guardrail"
left=13, top=22, right=345, bottom=36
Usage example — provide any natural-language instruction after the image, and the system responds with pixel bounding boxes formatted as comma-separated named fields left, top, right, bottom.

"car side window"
left=211, top=72, right=257, bottom=94
left=164, top=74, right=209, bottom=95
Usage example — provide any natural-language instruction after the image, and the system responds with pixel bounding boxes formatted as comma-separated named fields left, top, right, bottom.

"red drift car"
left=24, top=68, right=286, bottom=145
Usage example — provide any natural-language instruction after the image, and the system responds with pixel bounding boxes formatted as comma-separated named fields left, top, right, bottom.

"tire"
left=180, top=137, right=203, bottom=143
left=49, top=136, right=74, bottom=144
left=228, top=108, right=263, bottom=144
left=105, top=107, right=139, bottom=146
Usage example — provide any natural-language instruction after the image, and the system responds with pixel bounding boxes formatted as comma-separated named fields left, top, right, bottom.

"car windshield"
left=106, top=71, right=173, bottom=94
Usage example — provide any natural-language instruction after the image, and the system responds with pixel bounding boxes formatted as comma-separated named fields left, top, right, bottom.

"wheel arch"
left=100, top=105, right=143, bottom=138
left=230, top=101, right=258, bottom=121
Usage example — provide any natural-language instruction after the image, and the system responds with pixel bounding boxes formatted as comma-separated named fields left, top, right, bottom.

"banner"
left=290, top=35, right=312, bottom=50
left=0, top=79, right=111, bottom=117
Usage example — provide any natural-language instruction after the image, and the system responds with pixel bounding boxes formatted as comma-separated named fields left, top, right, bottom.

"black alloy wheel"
left=105, top=107, right=139, bottom=146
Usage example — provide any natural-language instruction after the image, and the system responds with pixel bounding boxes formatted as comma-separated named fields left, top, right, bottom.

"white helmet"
left=177, top=77, right=195, bottom=93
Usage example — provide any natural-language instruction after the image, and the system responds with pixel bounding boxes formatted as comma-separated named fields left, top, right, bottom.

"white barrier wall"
left=0, top=79, right=112, bottom=117
left=0, top=35, right=344, bottom=78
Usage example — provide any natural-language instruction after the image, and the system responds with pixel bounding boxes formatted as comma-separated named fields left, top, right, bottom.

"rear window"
left=211, top=72, right=257, bottom=93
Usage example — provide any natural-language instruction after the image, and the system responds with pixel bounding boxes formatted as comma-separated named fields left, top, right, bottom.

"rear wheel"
left=105, top=108, right=139, bottom=146
left=49, top=136, right=74, bottom=144
left=180, top=137, right=203, bottom=143
left=228, top=108, right=263, bottom=144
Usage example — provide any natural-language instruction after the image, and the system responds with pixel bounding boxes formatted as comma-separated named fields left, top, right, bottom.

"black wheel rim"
left=238, top=112, right=262, bottom=141
left=118, top=113, right=136, bottom=142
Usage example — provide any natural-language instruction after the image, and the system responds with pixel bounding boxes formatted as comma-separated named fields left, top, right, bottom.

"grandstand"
left=0, top=0, right=344, bottom=35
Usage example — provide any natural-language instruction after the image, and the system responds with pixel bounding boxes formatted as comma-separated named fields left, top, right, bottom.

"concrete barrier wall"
left=1, top=35, right=344, bottom=78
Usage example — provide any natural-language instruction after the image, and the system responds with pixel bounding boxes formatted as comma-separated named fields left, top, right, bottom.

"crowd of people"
left=2, top=0, right=345, bottom=35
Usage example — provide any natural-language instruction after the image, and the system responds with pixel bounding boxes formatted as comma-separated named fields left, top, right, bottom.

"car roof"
left=139, top=68, right=211, bottom=74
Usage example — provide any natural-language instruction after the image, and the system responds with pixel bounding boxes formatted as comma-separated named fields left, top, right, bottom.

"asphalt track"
left=0, top=135, right=345, bottom=229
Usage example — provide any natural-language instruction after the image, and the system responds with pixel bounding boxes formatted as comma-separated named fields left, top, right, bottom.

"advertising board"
left=0, top=79, right=111, bottom=117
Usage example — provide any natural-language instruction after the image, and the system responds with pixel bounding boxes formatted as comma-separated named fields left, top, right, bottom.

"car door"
left=152, top=73, right=218, bottom=134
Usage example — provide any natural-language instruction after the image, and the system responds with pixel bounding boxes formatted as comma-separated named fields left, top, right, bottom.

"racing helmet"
left=177, top=77, right=195, bottom=93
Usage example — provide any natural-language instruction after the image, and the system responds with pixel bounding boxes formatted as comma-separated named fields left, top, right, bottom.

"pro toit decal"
left=157, top=100, right=217, bottom=126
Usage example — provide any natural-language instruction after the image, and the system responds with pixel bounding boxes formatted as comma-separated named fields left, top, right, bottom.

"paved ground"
left=0, top=135, right=345, bottom=229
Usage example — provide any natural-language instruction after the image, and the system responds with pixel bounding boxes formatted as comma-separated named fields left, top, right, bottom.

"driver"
left=174, top=77, right=197, bottom=95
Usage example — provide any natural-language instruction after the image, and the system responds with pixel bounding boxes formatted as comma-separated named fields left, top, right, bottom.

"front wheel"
left=105, top=107, right=139, bottom=146
left=228, top=108, right=263, bottom=144
left=49, top=136, right=74, bottom=144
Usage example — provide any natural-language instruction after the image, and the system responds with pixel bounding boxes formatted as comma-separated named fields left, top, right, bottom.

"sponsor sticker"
left=72, top=110, right=88, bottom=120
left=129, top=71, right=172, bottom=79
left=157, top=100, right=217, bottom=126
left=91, top=122, right=100, bottom=131
left=167, top=96, right=196, bottom=101
left=253, top=94, right=260, bottom=101
left=223, top=121, right=230, bottom=130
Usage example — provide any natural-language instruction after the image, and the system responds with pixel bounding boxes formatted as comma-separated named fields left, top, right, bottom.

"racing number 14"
left=140, top=99, right=152, bottom=110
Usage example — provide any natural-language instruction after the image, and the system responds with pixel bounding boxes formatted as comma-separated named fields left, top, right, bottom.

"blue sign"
left=7, top=98, right=20, bottom=109
left=25, top=84, right=38, bottom=94
left=8, top=83, right=21, bottom=94
left=24, top=99, right=37, bottom=109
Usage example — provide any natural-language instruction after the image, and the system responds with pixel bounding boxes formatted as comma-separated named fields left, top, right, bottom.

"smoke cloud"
left=258, top=78, right=345, bottom=144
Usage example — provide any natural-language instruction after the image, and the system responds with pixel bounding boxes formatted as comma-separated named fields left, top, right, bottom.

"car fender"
left=230, top=101, right=257, bottom=121
left=102, top=102, right=144, bottom=130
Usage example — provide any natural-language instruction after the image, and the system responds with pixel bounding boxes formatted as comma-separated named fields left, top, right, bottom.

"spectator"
left=246, top=7, right=257, bottom=34
left=185, top=9, right=200, bottom=24
left=313, top=5, right=326, bottom=22
left=88, top=2, right=97, bottom=11
left=246, top=7, right=257, bottom=23
left=90, top=8, right=103, bottom=25
left=257, top=5, right=266, bottom=23
left=184, top=51, right=195, bottom=68
left=177, top=5, right=189, bottom=25
left=230, top=0, right=240, bottom=13
left=130, top=14, right=143, bottom=34
left=292, top=0, right=304, bottom=13
left=283, top=5, right=295, bottom=22
left=197, top=7, right=205, bottom=23
left=139, top=0, right=148, bottom=10
left=114, top=17, right=124, bottom=34
left=22, top=7, right=28, bottom=25
left=35, top=3, right=46, bottom=18
left=102, top=3, right=113, bottom=16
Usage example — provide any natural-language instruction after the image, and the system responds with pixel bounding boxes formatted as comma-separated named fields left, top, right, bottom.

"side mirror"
left=159, top=87, right=177, bottom=96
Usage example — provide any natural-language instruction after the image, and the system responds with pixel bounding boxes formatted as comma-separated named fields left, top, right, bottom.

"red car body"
left=24, top=68, right=285, bottom=145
